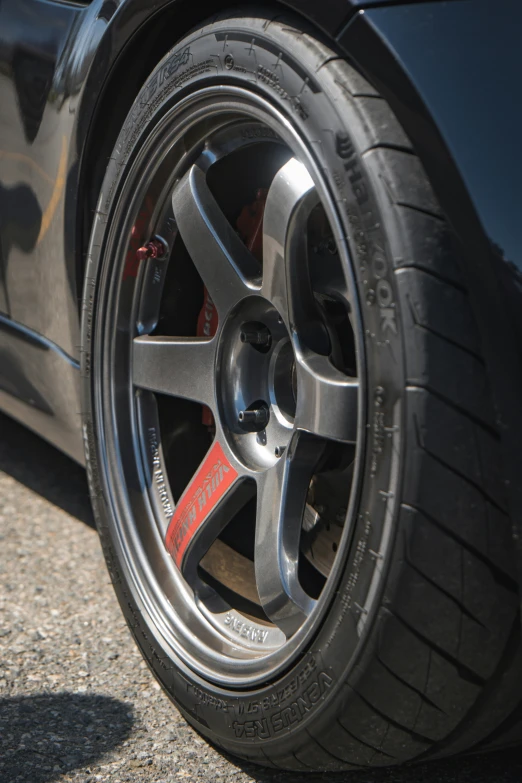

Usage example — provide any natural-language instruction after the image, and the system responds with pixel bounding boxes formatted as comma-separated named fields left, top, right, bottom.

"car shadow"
left=0, top=412, right=94, bottom=529
left=0, top=692, right=133, bottom=782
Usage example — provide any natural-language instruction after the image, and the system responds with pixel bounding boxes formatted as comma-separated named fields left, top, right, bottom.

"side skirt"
left=0, top=314, right=84, bottom=464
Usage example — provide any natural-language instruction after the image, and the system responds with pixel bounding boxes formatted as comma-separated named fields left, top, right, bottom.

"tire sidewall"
left=81, top=13, right=405, bottom=756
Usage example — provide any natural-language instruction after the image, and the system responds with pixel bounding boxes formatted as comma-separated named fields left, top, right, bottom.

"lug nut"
left=240, top=326, right=271, bottom=348
left=238, top=406, right=269, bottom=432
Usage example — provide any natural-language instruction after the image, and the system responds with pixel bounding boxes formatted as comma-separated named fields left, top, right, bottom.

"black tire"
left=81, top=9, right=521, bottom=771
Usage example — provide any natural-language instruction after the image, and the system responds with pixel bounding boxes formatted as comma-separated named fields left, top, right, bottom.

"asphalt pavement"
left=1, top=411, right=522, bottom=783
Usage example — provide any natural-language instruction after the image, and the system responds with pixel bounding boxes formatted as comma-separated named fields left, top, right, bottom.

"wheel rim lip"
left=93, top=85, right=368, bottom=687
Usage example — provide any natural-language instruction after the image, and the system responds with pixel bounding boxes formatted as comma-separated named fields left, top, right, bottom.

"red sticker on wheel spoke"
left=165, top=441, right=238, bottom=568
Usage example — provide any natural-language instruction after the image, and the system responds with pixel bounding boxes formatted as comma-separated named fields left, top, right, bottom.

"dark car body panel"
left=341, top=0, right=522, bottom=551
left=0, top=0, right=520, bottom=544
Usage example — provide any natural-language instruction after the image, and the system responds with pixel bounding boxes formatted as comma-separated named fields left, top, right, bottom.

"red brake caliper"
left=236, top=187, right=268, bottom=260
left=166, top=190, right=268, bottom=569
left=196, top=289, right=219, bottom=427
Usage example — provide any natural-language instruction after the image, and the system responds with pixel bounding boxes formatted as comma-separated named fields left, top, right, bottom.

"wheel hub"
left=219, top=297, right=295, bottom=469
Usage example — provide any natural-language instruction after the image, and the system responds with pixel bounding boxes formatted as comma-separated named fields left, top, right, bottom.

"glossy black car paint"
left=0, top=0, right=520, bottom=536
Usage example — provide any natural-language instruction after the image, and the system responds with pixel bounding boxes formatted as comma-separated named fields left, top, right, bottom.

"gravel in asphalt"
left=1, top=411, right=522, bottom=783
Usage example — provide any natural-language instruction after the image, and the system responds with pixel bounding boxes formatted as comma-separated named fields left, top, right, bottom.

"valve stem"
left=136, top=236, right=167, bottom=261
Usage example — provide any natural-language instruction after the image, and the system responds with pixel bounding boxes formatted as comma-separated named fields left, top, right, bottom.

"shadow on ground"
left=0, top=412, right=94, bottom=528
left=0, top=693, right=133, bottom=783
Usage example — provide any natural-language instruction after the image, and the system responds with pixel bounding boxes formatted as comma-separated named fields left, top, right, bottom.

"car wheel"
left=81, top=10, right=520, bottom=770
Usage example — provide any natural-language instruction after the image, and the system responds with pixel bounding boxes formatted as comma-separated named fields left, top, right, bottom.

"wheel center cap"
left=218, top=297, right=296, bottom=469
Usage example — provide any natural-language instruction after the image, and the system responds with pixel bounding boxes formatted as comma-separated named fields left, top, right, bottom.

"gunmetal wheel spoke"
left=295, top=350, right=359, bottom=443
left=262, top=158, right=330, bottom=355
left=172, top=165, right=261, bottom=316
left=133, top=335, right=216, bottom=409
left=165, top=437, right=253, bottom=583
left=254, top=434, right=319, bottom=636
left=262, top=158, right=314, bottom=323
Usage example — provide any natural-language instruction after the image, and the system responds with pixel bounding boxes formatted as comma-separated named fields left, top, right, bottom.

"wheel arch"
left=337, top=3, right=522, bottom=576
left=77, top=0, right=232, bottom=304
left=75, top=0, right=348, bottom=307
